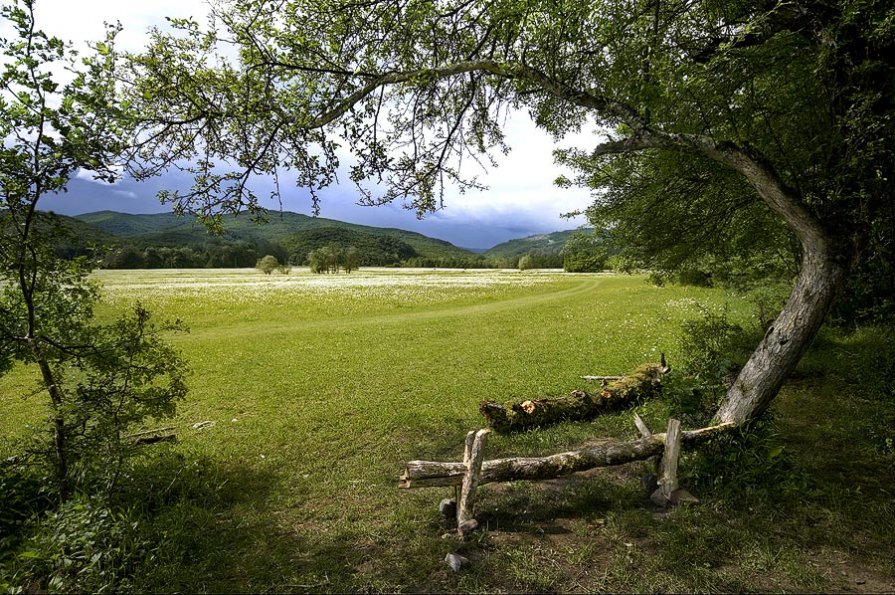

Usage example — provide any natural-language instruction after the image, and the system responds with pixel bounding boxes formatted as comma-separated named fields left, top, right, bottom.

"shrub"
left=679, top=307, right=756, bottom=385
left=255, top=254, right=280, bottom=274
left=3, top=496, right=151, bottom=594
left=665, top=306, right=762, bottom=424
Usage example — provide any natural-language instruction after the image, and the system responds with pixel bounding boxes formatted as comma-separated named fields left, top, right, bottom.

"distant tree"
left=143, top=246, right=164, bottom=268
left=256, top=254, right=280, bottom=274
left=103, top=245, right=146, bottom=269
left=323, top=244, right=342, bottom=273
left=517, top=255, right=534, bottom=271
left=343, top=246, right=360, bottom=273
left=307, top=248, right=325, bottom=273
left=562, top=232, right=607, bottom=273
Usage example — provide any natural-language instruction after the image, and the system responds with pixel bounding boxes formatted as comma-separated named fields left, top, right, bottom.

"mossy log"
left=479, top=361, right=668, bottom=433
left=399, top=422, right=734, bottom=489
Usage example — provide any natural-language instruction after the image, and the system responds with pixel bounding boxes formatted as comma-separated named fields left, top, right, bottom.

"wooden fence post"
left=650, top=418, right=682, bottom=506
left=457, top=429, right=490, bottom=538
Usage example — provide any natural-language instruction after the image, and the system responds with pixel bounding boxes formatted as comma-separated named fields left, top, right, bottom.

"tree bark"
left=715, top=239, right=848, bottom=423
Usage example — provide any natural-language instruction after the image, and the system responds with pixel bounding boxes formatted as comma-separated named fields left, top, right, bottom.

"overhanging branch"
left=592, top=132, right=829, bottom=250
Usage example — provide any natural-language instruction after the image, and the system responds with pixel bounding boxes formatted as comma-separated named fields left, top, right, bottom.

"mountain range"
left=44, top=209, right=585, bottom=265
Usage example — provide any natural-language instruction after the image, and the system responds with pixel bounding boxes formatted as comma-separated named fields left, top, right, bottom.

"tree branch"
left=592, top=132, right=829, bottom=250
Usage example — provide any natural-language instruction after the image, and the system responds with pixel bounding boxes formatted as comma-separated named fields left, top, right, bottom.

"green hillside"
left=483, top=229, right=582, bottom=260
left=75, top=209, right=472, bottom=259
left=1, top=211, right=119, bottom=258
left=74, top=211, right=184, bottom=237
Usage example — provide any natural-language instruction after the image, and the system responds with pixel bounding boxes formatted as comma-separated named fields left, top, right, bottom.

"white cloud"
left=75, top=168, right=114, bottom=185
left=33, top=0, right=211, bottom=52
left=75, top=165, right=126, bottom=185
left=430, top=112, right=603, bottom=230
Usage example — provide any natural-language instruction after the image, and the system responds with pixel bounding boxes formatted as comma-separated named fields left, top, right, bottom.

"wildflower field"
left=1, top=269, right=892, bottom=592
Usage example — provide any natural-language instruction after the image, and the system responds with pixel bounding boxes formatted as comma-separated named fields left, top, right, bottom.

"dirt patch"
left=811, top=550, right=895, bottom=594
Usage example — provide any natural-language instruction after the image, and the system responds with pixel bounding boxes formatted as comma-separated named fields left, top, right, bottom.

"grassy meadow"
left=1, top=268, right=893, bottom=592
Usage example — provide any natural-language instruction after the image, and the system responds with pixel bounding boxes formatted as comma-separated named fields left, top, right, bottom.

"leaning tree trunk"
left=589, top=133, right=855, bottom=427
left=642, top=135, right=852, bottom=426
left=714, top=228, right=848, bottom=424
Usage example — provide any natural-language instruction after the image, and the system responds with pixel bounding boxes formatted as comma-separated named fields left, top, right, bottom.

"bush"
left=684, top=412, right=808, bottom=503
left=2, top=496, right=152, bottom=594
left=664, top=306, right=762, bottom=424
left=255, top=254, right=280, bottom=274
left=679, top=307, right=756, bottom=384
left=671, top=306, right=807, bottom=501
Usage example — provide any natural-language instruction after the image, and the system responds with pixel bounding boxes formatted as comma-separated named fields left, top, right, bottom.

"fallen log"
left=399, top=422, right=734, bottom=489
left=132, top=433, right=176, bottom=446
left=125, top=427, right=177, bottom=446
left=479, top=358, right=670, bottom=434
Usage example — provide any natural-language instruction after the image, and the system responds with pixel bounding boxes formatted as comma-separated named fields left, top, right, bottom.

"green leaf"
left=17, top=550, right=41, bottom=559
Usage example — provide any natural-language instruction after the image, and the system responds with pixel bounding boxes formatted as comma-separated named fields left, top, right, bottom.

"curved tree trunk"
left=592, top=133, right=852, bottom=426
left=714, top=239, right=848, bottom=424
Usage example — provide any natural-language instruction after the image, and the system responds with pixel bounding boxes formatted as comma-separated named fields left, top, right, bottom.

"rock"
left=445, top=553, right=470, bottom=572
left=458, top=519, right=479, bottom=539
left=650, top=487, right=669, bottom=508
left=641, top=473, right=658, bottom=497
left=670, top=488, right=699, bottom=504
left=438, top=498, right=457, bottom=522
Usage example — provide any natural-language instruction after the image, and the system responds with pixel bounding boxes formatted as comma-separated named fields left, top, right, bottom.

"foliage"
left=404, top=254, right=496, bottom=268
left=308, top=244, right=339, bottom=273
left=517, top=251, right=563, bottom=270
left=281, top=227, right=417, bottom=267
left=679, top=308, right=758, bottom=384
left=255, top=254, right=280, bottom=274
left=572, top=151, right=801, bottom=289
left=342, top=246, right=360, bottom=273
left=562, top=231, right=608, bottom=272
left=2, top=496, right=151, bottom=594
left=101, top=240, right=287, bottom=269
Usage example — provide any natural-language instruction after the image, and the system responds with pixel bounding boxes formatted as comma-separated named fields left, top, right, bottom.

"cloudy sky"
left=26, top=0, right=599, bottom=249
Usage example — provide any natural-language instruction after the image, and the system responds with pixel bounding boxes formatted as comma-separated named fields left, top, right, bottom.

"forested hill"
left=483, top=229, right=582, bottom=260
left=75, top=209, right=472, bottom=260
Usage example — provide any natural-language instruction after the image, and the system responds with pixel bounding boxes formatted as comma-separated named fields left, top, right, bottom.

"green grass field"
left=1, top=269, right=892, bottom=592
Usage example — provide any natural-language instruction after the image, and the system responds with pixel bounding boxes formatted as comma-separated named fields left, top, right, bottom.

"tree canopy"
left=127, top=0, right=895, bottom=424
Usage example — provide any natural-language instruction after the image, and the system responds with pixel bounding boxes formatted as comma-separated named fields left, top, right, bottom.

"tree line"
left=98, top=232, right=612, bottom=272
